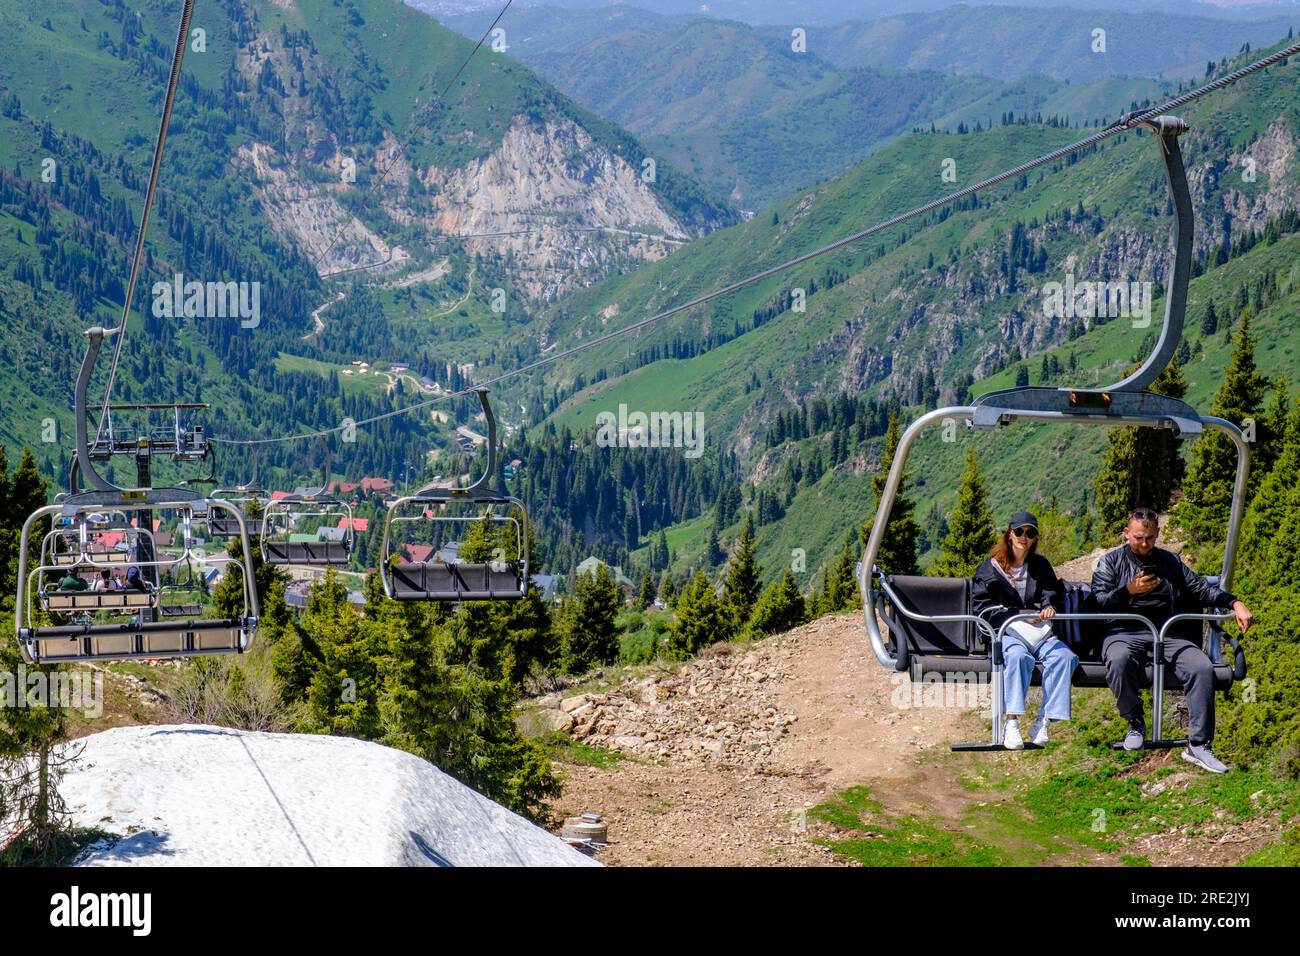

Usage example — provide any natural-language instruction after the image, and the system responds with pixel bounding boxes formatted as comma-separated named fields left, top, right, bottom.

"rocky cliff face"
left=234, top=18, right=714, bottom=299
left=420, top=116, right=695, bottom=300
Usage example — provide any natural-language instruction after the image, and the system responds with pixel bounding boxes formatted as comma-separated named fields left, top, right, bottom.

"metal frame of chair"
left=855, top=115, right=1250, bottom=750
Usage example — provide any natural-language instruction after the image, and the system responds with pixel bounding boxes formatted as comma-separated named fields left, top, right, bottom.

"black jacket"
left=972, top=553, right=1066, bottom=631
left=1090, top=544, right=1236, bottom=633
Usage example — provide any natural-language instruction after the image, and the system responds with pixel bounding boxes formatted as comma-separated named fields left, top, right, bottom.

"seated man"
left=1091, top=509, right=1252, bottom=773
left=57, top=570, right=89, bottom=592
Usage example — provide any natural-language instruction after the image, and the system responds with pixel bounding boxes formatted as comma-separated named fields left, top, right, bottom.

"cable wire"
left=95, top=0, right=196, bottom=446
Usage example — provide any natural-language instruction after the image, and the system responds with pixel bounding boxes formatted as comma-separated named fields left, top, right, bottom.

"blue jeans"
left=1002, top=636, right=1079, bottom=720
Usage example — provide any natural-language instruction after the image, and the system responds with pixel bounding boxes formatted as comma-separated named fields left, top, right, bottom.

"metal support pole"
left=135, top=440, right=158, bottom=608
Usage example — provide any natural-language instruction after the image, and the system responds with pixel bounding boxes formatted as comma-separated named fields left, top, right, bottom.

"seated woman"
left=972, top=511, right=1078, bottom=749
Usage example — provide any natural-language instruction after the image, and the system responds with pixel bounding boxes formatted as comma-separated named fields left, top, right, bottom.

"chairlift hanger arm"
left=1096, top=116, right=1193, bottom=394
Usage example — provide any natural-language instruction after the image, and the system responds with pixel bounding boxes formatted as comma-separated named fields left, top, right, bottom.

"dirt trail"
left=548, top=613, right=981, bottom=866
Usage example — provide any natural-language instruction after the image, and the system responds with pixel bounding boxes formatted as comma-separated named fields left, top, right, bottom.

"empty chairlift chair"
left=261, top=492, right=355, bottom=567
left=208, top=484, right=269, bottom=539
left=380, top=389, right=530, bottom=602
left=856, top=115, right=1248, bottom=751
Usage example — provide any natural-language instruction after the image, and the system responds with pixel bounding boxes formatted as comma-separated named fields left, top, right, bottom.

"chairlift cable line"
left=311, top=0, right=515, bottom=269
left=208, top=39, right=1300, bottom=448
left=94, top=0, right=197, bottom=448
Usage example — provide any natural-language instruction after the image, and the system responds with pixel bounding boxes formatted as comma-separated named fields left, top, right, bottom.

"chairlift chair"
left=261, top=491, right=355, bottom=566
left=208, top=484, right=270, bottom=538
left=856, top=116, right=1249, bottom=751
left=13, top=326, right=260, bottom=665
left=380, top=388, right=530, bottom=602
left=157, top=559, right=209, bottom=619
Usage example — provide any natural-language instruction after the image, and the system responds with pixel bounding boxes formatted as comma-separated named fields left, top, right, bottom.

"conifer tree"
left=301, top=570, right=383, bottom=739
left=930, top=445, right=996, bottom=576
left=654, top=529, right=671, bottom=570
left=1176, top=312, right=1269, bottom=546
left=1242, top=397, right=1300, bottom=561
left=747, top=570, right=806, bottom=637
left=637, top=571, right=656, bottom=609
left=378, top=603, right=559, bottom=823
left=821, top=530, right=860, bottom=612
left=1254, top=377, right=1290, bottom=484
left=1093, top=357, right=1188, bottom=535
left=0, top=454, right=68, bottom=863
left=658, top=569, right=678, bottom=608
left=1201, top=300, right=1218, bottom=336
left=860, top=412, right=921, bottom=575
left=722, top=518, right=761, bottom=628
left=560, top=563, right=623, bottom=673
left=667, top=570, right=728, bottom=657
left=0, top=445, right=14, bottom=600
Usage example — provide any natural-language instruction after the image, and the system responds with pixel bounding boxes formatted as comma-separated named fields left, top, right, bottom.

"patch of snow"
left=61, top=725, right=596, bottom=867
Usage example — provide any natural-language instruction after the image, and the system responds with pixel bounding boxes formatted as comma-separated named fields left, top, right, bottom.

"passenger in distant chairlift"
left=57, top=570, right=90, bottom=592
left=972, top=511, right=1079, bottom=750
left=125, top=566, right=149, bottom=592
left=92, top=568, right=114, bottom=592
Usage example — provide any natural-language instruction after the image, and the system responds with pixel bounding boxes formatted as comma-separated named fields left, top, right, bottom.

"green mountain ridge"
left=796, top=5, right=1299, bottom=82
left=443, top=6, right=1187, bottom=207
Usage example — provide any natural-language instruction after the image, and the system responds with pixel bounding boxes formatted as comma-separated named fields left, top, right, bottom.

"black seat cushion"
left=883, top=575, right=974, bottom=656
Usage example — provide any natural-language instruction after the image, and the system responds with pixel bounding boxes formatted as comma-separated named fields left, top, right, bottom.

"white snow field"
left=60, top=725, right=598, bottom=867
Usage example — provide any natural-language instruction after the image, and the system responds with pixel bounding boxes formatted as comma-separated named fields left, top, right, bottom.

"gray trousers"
left=1101, top=631, right=1215, bottom=745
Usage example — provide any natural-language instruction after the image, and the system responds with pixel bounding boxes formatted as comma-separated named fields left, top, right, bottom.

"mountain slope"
left=521, top=37, right=1300, bottom=583
left=442, top=8, right=1183, bottom=207
left=0, top=0, right=732, bottom=485
left=798, top=5, right=1298, bottom=81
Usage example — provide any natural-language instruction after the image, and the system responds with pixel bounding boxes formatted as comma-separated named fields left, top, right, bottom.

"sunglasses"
left=1011, top=527, right=1038, bottom=539
left=1130, top=509, right=1159, bottom=521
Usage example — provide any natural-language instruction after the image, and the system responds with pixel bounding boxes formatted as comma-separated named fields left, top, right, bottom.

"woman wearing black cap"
left=972, top=511, right=1077, bottom=749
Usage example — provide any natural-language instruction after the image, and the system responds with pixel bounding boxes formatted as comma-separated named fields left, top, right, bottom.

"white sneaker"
left=1003, top=719, right=1024, bottom=750
left=1030, top=716, right=1050, bottom=746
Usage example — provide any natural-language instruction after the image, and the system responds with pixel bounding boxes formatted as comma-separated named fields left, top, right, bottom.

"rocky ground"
left=541, top=612, right=979, bottom=866
left=540, top=609, right=1287, bottom=867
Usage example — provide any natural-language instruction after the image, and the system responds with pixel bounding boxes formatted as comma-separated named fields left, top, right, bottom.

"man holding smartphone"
left=1090, top=509, right=1253, bottom=773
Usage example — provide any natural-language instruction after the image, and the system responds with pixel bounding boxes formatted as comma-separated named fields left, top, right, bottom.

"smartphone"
left=1139, top=564, right=1160, bottom=578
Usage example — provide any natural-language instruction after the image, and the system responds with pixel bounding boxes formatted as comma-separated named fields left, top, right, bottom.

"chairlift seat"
left=159, top=602, right=204, bottom=617
left=52, top=551, right=131, bottom=567
left=22, top=618, right=248, bottom=663
left=390, top=561, right=526, bottom=601
left=207, top=516, right=241, bottom=538
left=263, top=540, right=351, bottom=566
left=883, top=575, right=1236, bottom=691
left=41, top=588, right=155, bottom=612
left=880, top=575, right=977, bottom=656
left=907, top=653, right=1232, bottom=692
